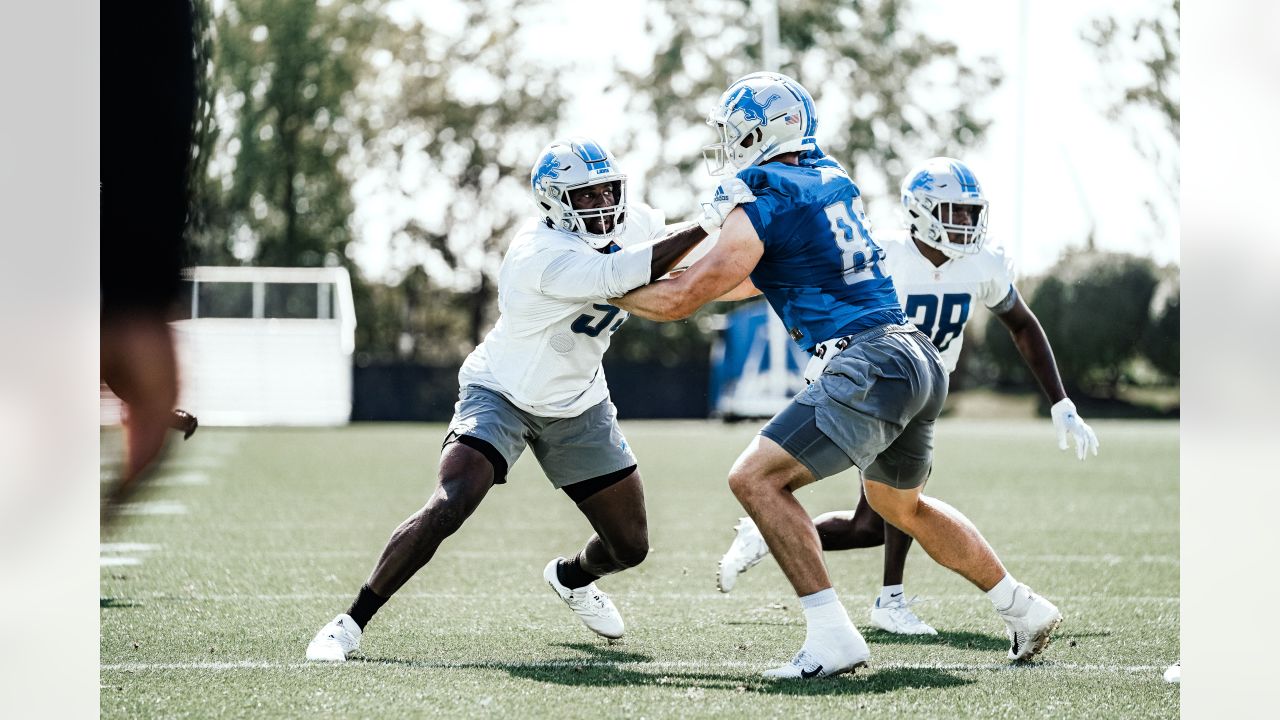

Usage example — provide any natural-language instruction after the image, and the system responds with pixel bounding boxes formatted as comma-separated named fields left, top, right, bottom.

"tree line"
left=183, top=0, right=1178, bottom=409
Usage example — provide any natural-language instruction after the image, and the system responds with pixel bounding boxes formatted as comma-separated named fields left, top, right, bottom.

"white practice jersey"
left=458, top=202, right=667, bottom=418
left=881, top=235, right=1018, bottom=372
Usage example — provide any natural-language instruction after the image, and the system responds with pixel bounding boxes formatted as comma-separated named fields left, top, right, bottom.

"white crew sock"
left=878, top=584, right=905, bottom=608
left=800, top=588, right=856, bottom=645
left=986, top=573, right=1019, bottom=612
left=800, top=587, right=839, bottom=612
left=801, top=589, right=847, bottom=628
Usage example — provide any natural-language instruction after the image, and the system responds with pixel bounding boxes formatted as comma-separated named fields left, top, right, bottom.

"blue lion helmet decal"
left=532, top=152, right=567, bottom=190
left=729, top=86, right=783, bottom=125
left=908, top=171, right=935, bottom=193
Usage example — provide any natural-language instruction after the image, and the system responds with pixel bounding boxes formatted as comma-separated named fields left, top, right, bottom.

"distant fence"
left=351, top=358, right=711, bottom=422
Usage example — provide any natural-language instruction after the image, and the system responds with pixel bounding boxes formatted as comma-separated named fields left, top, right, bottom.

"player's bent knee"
left=422, top=481, right=483, bottom=535
left=611, top=540, right=649, bottom=569
left=423, top=502, right=466, bottom=537
left=604, top=519, right=649, bottom=568
left=726, top=468, right=758, bottom=500
left=862, top=478, right=919, bottom=528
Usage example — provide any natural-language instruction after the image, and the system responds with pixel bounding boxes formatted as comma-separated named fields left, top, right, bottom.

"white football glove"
left=699, top=178, right=756, bottom=234
left=1050, top=398, right=1099, bottom=461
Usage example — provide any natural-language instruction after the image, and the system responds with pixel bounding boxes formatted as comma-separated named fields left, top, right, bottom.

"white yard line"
left=151, top=471, right=210, bottom=487
left=114, top=591, right=1178, bottom=604
left=100, top=544, right=160, bottom=568
left=1006, top=554, right=1178, bottom=565
left=119, top=500, right=188, bottom=516
left=100, top=659, right=1167, bottom=674
left=124, top=549, right=1178, bottom=564
left=100, top=543, right=162, bottom=553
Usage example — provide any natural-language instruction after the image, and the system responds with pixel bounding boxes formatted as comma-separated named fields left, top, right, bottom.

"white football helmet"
left=900, top=157, right=989, bottom=259
left=530, top=137, right=627, bottom=249
left=703, top=71, right=818, bottom=176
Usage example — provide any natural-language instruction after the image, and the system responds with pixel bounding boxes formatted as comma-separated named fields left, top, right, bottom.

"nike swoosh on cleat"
left=800, top=665, right=823, bottom=679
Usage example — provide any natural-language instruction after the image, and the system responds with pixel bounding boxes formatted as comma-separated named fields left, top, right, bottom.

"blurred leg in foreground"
left=100, top=0, right=197, bottom=527
left=100, top=316, right=178, bottom=524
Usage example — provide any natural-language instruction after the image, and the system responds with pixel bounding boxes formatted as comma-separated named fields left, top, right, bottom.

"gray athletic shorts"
left=446, top=384, right=638, bottom=489
left=760, top=323, right=948, bottom=490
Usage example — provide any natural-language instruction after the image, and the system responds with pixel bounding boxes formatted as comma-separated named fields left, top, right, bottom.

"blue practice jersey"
left=738, top=151, right=904, bottom=352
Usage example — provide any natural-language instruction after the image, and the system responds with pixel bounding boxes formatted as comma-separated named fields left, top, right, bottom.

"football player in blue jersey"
left=613, top=72, right=1064, bottom=678
left=715, top=157, right=1100, bottom=638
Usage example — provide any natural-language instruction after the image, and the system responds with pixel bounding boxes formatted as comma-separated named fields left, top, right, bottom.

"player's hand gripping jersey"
left=736, top=150, right=905, bottom=350
left=880, top=235, right=1017, bottom=372
left=458, top=202, right=666, bottom=418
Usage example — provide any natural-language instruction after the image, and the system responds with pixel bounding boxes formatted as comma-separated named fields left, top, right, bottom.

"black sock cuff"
left=555, top=557, right=600, bottom=590
left=346, top=583, right=390, bottom=630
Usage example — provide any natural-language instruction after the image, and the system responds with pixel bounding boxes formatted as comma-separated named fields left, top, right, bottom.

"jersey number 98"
left=905, top=293, right=971, bottom=351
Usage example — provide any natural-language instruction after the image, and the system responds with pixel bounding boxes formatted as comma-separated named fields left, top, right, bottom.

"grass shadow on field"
left=503, top=663, right=974, bottom=696
left=863, top=629, right=1007, bottom=652
left=357, top=643, right=656, bottom=670
left=358, top=641, right=974, bottom=696
left=100, top=597, right=140, bottom=609
left=544, top=642, right=656, bottom=663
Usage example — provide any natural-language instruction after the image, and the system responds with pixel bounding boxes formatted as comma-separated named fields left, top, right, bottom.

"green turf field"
left=100, top=419, right=1178, bottom=718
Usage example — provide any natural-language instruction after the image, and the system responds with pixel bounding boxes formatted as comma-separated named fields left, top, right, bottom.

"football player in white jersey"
left=306, top=137, right=743, bottom=661
left=716, top=157, right=1099, bottom=637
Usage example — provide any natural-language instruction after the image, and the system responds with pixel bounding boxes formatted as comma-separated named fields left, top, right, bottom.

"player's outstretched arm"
left=995, top=292, right=1066, bottom=403
left=647, top=222, right=710, bottom=281
left=717, top=276, right=762, bottom=302
left=996, top=292, right=1099, bottom=459
left=611, top=209, right=762, bottom=321
left=539, top=245, right=656, bottom=302
left=643, top=176, right=757, bottom=282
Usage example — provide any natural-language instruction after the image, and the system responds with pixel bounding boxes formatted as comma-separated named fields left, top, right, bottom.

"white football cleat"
left=543, top=558, right=625, bottom=639
left=717, top=516, right=770, bottom=593
left=306, top=613, right=362, bottom=662
left=998, top=584, right=1063, bottom=661
left=869, top=595, right=938, bottom=635
left=1163, top=660, right=1180, bottom=684
left=762, top=629, right=871, bottom=680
